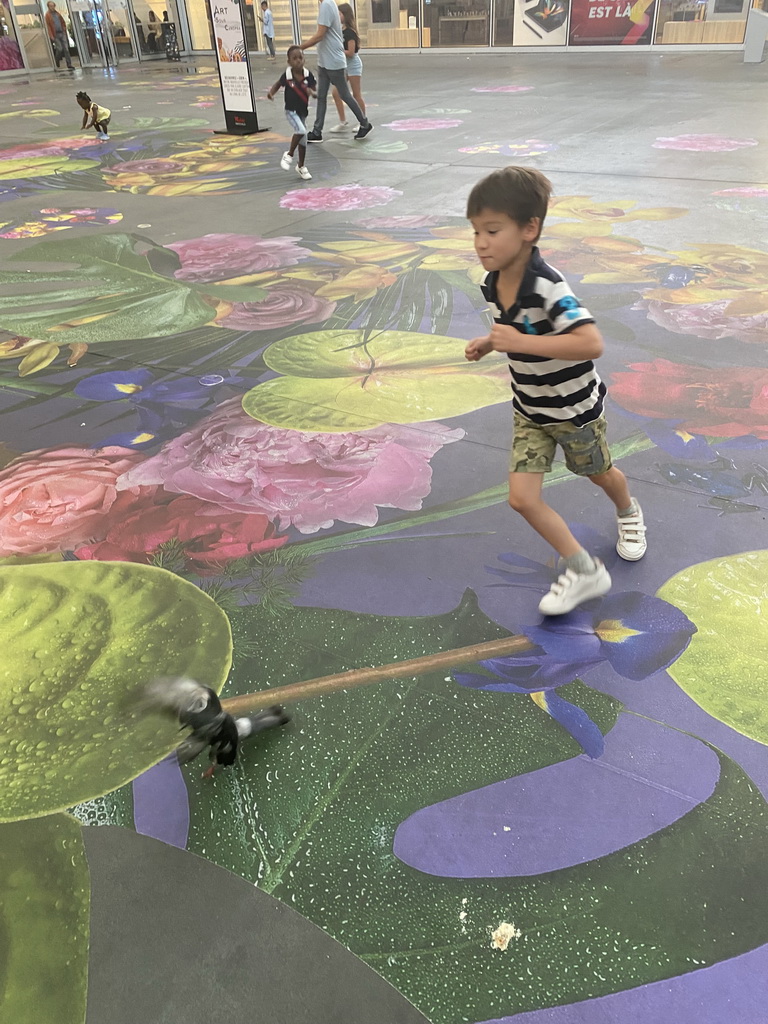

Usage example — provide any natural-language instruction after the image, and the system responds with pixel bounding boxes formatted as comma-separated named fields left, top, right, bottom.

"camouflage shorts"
left=510, top=411, right=613, bottom=476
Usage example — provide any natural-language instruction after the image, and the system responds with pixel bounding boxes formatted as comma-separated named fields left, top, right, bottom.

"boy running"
left=465, top=167, right=647, bottom=615
left=267, top=46, right=317, bottom=181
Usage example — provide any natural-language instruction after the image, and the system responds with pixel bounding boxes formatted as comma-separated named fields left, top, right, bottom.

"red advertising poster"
left=568, top=0, right=657, bottom=44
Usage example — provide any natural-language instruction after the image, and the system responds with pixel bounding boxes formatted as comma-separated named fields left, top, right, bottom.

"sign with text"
left=568, top=0, right=657, bottom=44
left=209, top=0, right=260, bottom=133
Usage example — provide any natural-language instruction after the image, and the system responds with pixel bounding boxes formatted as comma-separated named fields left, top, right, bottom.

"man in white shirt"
left=301, top=0, right=372, bottom=142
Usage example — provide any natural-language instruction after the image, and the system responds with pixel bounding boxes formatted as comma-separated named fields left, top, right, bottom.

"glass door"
left=69, top=0, right=135, bottom=64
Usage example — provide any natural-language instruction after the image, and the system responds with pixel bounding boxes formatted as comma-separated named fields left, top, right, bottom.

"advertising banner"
left=568, top=0, right=657, bottom=44
left=209, top=0, right=261, bottom=133
left=513, top=0, right=570, bottom=45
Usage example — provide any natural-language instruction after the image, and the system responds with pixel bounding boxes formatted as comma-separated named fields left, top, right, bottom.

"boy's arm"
left=266, top=75, right=285, bottom=100
left=487, top=321, right=604, bottom=361
left=307, top=72, right=317, bottom=97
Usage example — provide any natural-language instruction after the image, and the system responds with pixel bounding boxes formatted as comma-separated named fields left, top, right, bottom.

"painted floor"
left=1, top=49, right=768, bottom=1024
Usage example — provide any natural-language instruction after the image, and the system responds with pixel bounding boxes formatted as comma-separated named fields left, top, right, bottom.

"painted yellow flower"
left=549, top=196, right=688, bottom=223
left=318, top=238, right=421, bottom=268
left=286, top=264, right=398, bottom=302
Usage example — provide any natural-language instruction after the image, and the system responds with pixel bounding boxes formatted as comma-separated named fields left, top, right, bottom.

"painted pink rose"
left=358, top=214, right=441, bottom=229
left=279, top=185, right=402, bottom=212
left=117, top=398, right=464, bottom=534
left=711, top=186, right=768, bottom=198
left=653, top=134, right=758, bottom=152
left=471, top=85, right=534, bottom=93
left=0, top=136, right=101, bottom=160
left=216, top=286, right=336, bottom=331
left=383, top=119, right=463, bottom=131
left=0, top=446, right=153, bottom=555
left=75, top=492, right=286, bottom=569
left=167, top=233, right=311, bottom=282
left=640, top=299, right=768, bottom=345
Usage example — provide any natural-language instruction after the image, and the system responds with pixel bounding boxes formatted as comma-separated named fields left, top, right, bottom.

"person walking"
left=300, top=0, right=372, bottom=143
left=45, top=1, right=73, bottom=70
left=259, top=1, right=276, bottom=60
left=330, top=3, right=365, bottom=134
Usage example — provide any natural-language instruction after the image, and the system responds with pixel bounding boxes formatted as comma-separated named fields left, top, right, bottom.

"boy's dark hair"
left=466, top=167, right=552, bottom=242
left=261, top=1, right=268, bottom=6
left=287, top=44, right=302, bottom=58
left=76, top=91, right=91, bottom=103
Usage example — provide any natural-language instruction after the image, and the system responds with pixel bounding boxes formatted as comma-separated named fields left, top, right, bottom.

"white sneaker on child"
left=330, top=122, right=349, bottom=133
left=296, top=165, right=312, bottom=180
left=616, top=501, right=647, bottom=561
left=280, top=151, right=292, bottom=171
left=538, top=561, right=612, bottom=616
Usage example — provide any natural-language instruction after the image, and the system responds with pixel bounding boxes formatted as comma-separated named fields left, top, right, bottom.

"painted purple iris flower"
left=75, top=369, right=241, bottom=449
left=455, top=590, right=696, bottom=759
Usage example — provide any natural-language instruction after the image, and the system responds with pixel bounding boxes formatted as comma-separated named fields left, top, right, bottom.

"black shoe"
left=307, top=129, right=323, bottom=143
left=355, top=122, right=373, bottom=140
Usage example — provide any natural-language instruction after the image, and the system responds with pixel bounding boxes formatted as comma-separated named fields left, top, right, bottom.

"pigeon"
left=144, top=677, right=290, bottom=778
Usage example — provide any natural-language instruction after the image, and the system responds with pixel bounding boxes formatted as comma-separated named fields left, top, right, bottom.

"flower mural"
left=470, top=85, right=534, bottom=93
left=279, top=184, right=403, bottom=211
left=0, top=207, right=122, bottom=239
left=383, top=118, right=464, bottom=131
left=0, top=446, right=150, bottom=555
left=73, top=368, right=241, bottom=448
left=458, top=140, right=557, bottom=157
left=116, top=397, right=465, bottom=534
left=215, top=286, right=336, bottom=331
left=1, top=69, right=768, bottom=1024
left=455, top=591, right=696, bottom=757
left=653, top=134, right=759, bottom=152
left=74, top=493, right=287, bottom=568
left=610, top=359, right=768, bottom=438
left=167, top=233, right=312, bottom=282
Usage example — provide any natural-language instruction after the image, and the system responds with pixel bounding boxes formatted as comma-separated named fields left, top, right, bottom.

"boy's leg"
left=287, top=132, right=302, bottom=157
left=296, top=142, right=306, bottom=167
left=508, top=473, right=582, bottom=559
left=312, top=66, right=331, bottom=134
left=559, top=416, right=647, bottom=561
left=267, top=35, right=275, bottom=57
left=511, top=414, right=610, bottom=614
left=326, top=67, right=367, bottom=125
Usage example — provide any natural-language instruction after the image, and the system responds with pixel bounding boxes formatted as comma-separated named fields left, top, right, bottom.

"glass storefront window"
left=358, top=0, right=419, bottom=47
left=654, top=0, right=748, bottom=42
left=422, top=0, right=490, bottom=45
left=186, top=0, right=213, bottom=48
left=1, top=0, right=25, bottom=68
left=15, top=0, right=56, bottom=67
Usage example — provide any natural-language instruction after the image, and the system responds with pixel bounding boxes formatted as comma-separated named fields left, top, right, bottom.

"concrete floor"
left=1, top=50, right=768, bottom=1024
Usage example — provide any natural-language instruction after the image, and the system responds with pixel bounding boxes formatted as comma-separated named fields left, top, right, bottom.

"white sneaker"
left=99, top=133, right=110, bottom=140
left=280, top=151, right=292, bottom=171
left=330, top=122, right=349, bottom=133
left=296, top=165, right=312, bottom=180
left=616, top=501, right=647, bottom=561
left=538, top=561, right=612, bottom=616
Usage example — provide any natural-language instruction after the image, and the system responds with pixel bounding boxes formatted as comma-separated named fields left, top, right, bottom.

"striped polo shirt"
left=481, top=247, right=605, bottom=427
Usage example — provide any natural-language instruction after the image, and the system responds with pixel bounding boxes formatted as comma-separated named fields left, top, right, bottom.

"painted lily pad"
left=0, top=813, right=89, bottom=1023
left=658, top=550, right=768, bottom=745
left=0, top=561, right=232, bottom=822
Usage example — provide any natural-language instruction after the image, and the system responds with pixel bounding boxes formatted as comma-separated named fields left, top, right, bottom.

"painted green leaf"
left=658, top=550, right=768, bottom=745
left=241, top=329, right=510, bottom=431
left=0, top=813, right=89, bottom=1023
left=186, top=592, right=768, bottom=1024
left=0, top=156, right=98, bottom=181
left=0, top=561, right=232, bottom=822
left=0, top=234, right=217, bottom=346
left=130, top=116, right=210, bottom=129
